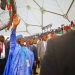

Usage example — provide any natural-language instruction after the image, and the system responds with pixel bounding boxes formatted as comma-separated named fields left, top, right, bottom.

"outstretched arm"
left=10, top=15, right=20, bottom=51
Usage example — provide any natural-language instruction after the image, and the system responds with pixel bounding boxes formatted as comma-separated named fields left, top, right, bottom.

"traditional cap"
left=16, top=35, right=23, bottom=40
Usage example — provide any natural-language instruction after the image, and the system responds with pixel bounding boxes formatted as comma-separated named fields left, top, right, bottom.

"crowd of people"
left=0, top=15, right=75, bottom=75
left=0, top=35, right=10, bottom=75
left=0, top=29, right=48, bottom=75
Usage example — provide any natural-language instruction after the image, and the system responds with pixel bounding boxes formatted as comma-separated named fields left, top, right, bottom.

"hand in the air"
left=13, top=15, right=20, bottom=29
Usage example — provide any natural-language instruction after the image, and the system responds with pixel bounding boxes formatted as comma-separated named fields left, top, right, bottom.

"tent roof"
left=0, top=0, right=75, bottom=36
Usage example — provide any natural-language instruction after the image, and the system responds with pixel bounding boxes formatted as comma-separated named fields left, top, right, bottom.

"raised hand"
left=13, top=15, right=20, bottom=29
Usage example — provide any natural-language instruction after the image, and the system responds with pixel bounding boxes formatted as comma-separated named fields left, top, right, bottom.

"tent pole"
left=33, top=0, right=41, bottom=8
left=44, top=10, right=63, bottom=16
left=66, top=0, right=75, bottom=15
left=41, top=9, right=43, bottom=33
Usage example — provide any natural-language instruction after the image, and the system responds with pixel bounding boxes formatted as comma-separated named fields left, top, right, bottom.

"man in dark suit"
left=29, top=39, right=38, bottom=75
left=5, top=38, right=10, bottom=61
left=0, top=35, right=6, bottom=75
left=40, top=30, right=75, bottom=75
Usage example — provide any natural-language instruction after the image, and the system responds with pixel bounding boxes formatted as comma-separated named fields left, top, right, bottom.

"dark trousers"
left=37, top=59, right=40, bottom=68
left=0, top=58, right=6, bottom=75
left=33, top=61, right=37, bottom=75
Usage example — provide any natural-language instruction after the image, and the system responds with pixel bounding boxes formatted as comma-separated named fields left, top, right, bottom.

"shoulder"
left=16, top=43, right=21, bottom=48
left=26, top=47, right=33, bottom=54
left=46, top=31, right=75, bottom=54
left=48, top=31, right=75, bottom=45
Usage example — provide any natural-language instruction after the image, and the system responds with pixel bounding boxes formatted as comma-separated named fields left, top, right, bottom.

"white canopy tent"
left=0, top=0, right=75, bottom=37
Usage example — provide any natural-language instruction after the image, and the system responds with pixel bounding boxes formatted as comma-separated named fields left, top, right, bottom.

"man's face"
left=30, top=39, right=33, bottom=45
left=33, top=39, right=37, bottom=44
left=26, top=41, right=30, bottom=47
left=43, top=35, right=47, bottom=41
left=19, top=38, right=25, bottom=46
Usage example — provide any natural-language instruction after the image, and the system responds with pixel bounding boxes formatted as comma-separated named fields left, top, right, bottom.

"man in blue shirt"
left=4, top=15, right=34, bottom=75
